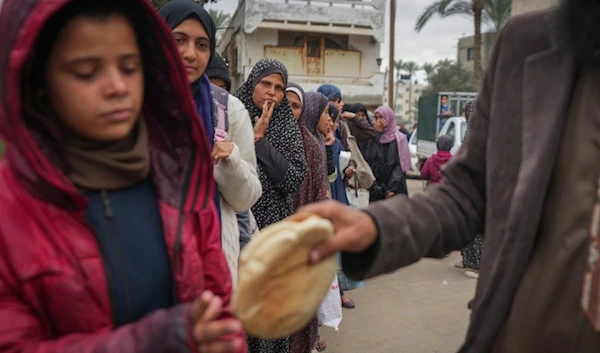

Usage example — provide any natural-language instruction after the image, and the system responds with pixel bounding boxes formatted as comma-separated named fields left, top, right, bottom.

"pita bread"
left=232, top=213, right=337, bottom=340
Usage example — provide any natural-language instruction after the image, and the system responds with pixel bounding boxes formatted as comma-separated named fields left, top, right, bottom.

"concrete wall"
left=244, top=0, right=386, bottom=42
left=456, top=32, right=496, bottom=73
left=512, top=0, right=559, bottom=15
left=348, top=35, right=381, bottom=78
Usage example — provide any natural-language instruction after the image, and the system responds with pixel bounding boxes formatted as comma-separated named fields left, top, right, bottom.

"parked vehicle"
left=409, top=129, right=418, bottom=168
left=416, top=92, right=476, bottom=166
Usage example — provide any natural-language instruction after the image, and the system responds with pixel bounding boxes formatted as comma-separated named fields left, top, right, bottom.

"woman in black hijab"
left=159, top=0, right=262, bottom=290
left=159, top=0, right=216, bottom=144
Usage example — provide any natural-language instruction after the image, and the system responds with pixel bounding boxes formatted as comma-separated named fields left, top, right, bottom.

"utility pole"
left=388, top=0, right=396, bottom=109
left=408, top=75, right=413, bottom=121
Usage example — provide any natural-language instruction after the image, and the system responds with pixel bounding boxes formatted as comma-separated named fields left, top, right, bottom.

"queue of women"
left=0, top=1, right=412, bottom=353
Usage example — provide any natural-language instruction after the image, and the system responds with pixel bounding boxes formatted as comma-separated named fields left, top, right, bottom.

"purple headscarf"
left=300, top=92, right=329, bottom=150
left=376, top=106, right=411, bottom=172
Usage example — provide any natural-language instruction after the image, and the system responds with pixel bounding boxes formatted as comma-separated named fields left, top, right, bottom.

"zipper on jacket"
left=172, top=144, right=197, bottom=303
left=100, top=190, right=134, bottom=324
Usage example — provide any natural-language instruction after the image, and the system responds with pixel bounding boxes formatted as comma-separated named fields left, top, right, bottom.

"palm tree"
left=415, top=0, right=485, bottom=86
left=209, top=9, right=231, bottom=29
left=484, top=0, right=511, bottom=32
left=402, top=61, right=420, bottom=121
left=422, top=62, right=436, bottom=81
left=394, top=60, right=403, bottom=112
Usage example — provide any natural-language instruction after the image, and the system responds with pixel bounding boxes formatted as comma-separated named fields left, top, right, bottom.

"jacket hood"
left=0, top=0, right=213, bottom=211
left=433, top=151, right=452, bottom=164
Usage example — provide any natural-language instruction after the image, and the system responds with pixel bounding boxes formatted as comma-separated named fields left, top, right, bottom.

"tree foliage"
left=149, top=0, right=217, bottom=9
left=483, top=0, right=511, bottom=32
left=401, top=61, right=420, bottom=77
left=422, top=62, right=436, bottom=80
left=209, top=9, right=231, bottom=29
left=422, top=59, right=476, bottom=95
left=415, top=0, right=513, bottom=87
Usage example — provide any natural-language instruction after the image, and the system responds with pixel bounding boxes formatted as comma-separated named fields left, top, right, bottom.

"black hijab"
left=158, top=0, right=216, bottom=64
left=158, top=0, right=216, bottom=149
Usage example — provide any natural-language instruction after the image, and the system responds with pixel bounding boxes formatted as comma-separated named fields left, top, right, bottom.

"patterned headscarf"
left=376, top=106, right=412, bottom=173
left=292, top=90, right=328, bottom=209
left=300, top=92, right=329, bottom=150
left=235, top=58, right=289, bottom=125
left=464, top=100, right=476, bottom=122
left=234, top=59, right=307, bottom=230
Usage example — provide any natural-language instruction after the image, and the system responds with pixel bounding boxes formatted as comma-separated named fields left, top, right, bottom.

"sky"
left=205, top=0, right=486, bottom=79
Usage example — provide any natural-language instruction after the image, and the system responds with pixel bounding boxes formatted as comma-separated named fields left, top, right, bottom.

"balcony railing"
left=258, top=0, right=381, bottom=11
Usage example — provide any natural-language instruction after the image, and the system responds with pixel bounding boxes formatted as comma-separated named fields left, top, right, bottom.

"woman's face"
left=253, top=73, right=285, bottom=109
left=317, top=105, right=331, bottom=134
left=374, top=112, right=387, bottom=132
left=286, top=91, right=302, bottom=120
left=172, top=18, right=211, bottom=83
left=45, top=14, right=143, bottom=142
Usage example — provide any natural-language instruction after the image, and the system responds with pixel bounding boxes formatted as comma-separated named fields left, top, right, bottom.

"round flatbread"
left=232, top=213, right=337, bottom=339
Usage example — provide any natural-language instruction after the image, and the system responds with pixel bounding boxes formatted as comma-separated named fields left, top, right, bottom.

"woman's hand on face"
left=191, top=291, right=244, bottom=353
left=324, top=130, right=335, bottom=146
left=254, top=101, right=275, bottom=140
left=373, top=119, right=385, bottom=132
left=298, top=201, right=378, bottom=264
left=212, top=142, right=234, bottom=164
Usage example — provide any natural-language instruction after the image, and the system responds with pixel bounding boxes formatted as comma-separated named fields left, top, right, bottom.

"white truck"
left=415, top=92, right=475, bottom=168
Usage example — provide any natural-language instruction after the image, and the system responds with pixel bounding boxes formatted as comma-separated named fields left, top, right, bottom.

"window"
left=467, top=47, right=475, bottom=61
left=278, top=31, right=348, bottom=50
left=278, top=32, right=304, bottom=47
left=446, top=122, right=456, bottom=141
left=306, top=37, right=321, bottom=58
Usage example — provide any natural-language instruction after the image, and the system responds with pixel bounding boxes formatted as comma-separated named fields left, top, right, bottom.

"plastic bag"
left=317, top=275, right=343, bottom=331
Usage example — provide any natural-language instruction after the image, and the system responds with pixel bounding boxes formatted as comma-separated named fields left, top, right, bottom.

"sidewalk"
left=319, top=253, right=477, bottom=353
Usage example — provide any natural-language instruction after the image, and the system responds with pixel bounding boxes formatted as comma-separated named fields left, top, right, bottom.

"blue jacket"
left=86, top=179, right=174, bottom=327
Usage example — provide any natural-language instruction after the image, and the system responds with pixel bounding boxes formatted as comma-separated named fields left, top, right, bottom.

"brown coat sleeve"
left=347, top=116, right=378, bottom=141
left=340, top=28, right=508, bottom=280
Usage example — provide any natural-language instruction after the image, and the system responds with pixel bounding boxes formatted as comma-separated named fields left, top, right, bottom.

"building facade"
left=456, top=31, right=496, bottom=74
left=512, top=0, right=559, bottom=15
left=217, top=0, right=386, bottom=107
left=382, top=74, right=426, bottom=124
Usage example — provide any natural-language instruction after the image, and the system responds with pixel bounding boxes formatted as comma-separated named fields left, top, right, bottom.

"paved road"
left=319, top=180, right=477, bottom=353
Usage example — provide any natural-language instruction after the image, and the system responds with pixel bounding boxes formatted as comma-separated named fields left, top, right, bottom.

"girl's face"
left=172, top=18, right=211, bottom=84
left=317, top=105, right=331, bottom=135
left=374, top=112, right=387, bottom=132
left=330, top=97, right=343, bottom=112
left=45, top=14, right=143, bottom=141
left=286, top=91, right=303, bottom=120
